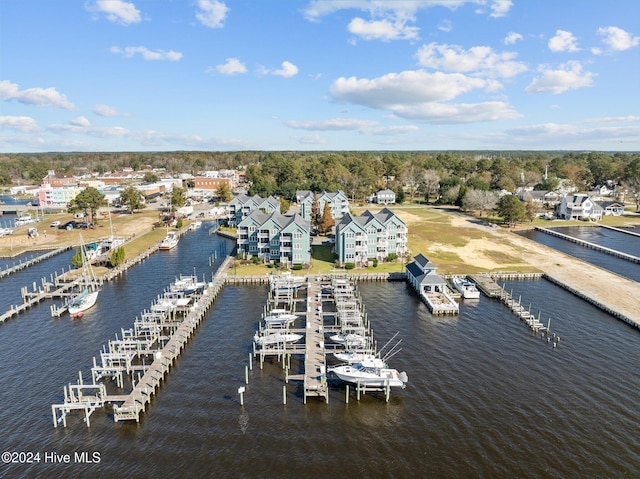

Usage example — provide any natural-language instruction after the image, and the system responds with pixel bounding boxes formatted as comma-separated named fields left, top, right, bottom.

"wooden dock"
left=51, top=257, right=233, bottom=427
left=0, top=246, right=71, bottom=279
left=301, top=278, right=328, bottom=402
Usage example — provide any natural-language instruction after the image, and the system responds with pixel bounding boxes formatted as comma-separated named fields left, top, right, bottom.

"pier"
left=51, top=258, right=233, bottom=427
left=0, top=246, right=71, bottom=279
left=468, top=274, right=553, bottom=339
left=251, top=274, right=403, bottom=403
left=535, top=227, right=640, bottom=263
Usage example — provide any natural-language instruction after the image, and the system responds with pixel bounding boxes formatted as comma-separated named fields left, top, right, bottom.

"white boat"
left=329, top=358, right=408, bottom=388
left=254, top=332, right=303, bottom=347
left=159, top=231, right=179, bottom=250
left=264, top=311, right=298, bottom=327
left=189, top=221, right=202, bottom=230
left=68, top=234, right=100, bottom=316
left=329, top=333, right=368, bottom=348
left=451, top=277, right=480, bottom=299
left=333, top=351, right=378, bottom=364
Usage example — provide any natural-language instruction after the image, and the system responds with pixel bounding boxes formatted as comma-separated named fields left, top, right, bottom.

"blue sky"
left=1, top=0, right=639, bottom=153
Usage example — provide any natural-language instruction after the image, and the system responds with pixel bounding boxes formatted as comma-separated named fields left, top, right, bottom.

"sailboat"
left=68, top=234, right=100, bottom=318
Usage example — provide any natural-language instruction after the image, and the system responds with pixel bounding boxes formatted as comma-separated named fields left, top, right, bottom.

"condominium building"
left=237, top=210, right=311, bottom=265
left=228, top=194, right=280, bottom=226
left=298, top=190, right=349, bottom=222
left=335, top=208, right=408, bottom=265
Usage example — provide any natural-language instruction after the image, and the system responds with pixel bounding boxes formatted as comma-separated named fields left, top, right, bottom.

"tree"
left=110, top=246, right=125, bottom=267
left=442, top=184, right=460, bottom=205
left=311, top=192, right=320, bottom=232
left=216, top=181, right=232, bottom=203
left=68, top=187, right=105, bottom=223
left=623, top=177, right=640, bottom=211
left=318, top=202, right=334, bottom=235
left=119, top=186, right=144, bottom=213
left=170, top=186, right=186, bottom=210
left=395, top=186, right=406, bottom=204
left=143, top=172, right=159, bottom=183
left=422, top=170, right=441, bottom=203
left=497, top=194, right=526, bottom=227
left=71, top=248, right=84, bottom=268
left=462, top=189, right=498, bottom=217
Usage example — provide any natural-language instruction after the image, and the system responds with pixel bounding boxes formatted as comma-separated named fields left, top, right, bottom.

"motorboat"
left=159, top=231, right=179, bottom=250
left=333, top=351, right=378, bottom=364
left=263, top=310, right=298, bottom=327
left=254, top=332, right=303, bottom=347
left=451, top=276, right=480, bottom=299
left=329, top=358, right=408, bottom=388
left=329, top=333, right=368, bottom=348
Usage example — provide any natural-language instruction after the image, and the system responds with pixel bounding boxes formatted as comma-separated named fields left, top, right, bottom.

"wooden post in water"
left=245, top=365, right=249, bottom=385
left=345, top=385, right=349, bottom=404
left=238, top=386, right=245, bottom=405
left=282, top=385, right=287, bottom=405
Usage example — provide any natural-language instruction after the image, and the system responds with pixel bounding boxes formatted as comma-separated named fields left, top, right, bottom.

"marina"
left=1, top=223, right=640, bottom=477
left=253, top=274, right=406, bottom=402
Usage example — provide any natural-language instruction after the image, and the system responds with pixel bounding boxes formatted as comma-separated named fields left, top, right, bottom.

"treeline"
left=2, top=151, right=640, bottom=206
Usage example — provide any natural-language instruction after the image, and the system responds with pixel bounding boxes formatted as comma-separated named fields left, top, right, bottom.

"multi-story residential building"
left=228, top=194, right=280, bottom=226
left=374, top=189, right=396, bottom=204
left=558, top=194, right=603, bottom=221
left=42, top=170, right=77, bottom=188
left=335, top=208, right=408, bottom=265
left=37, top=183, right=83, bottom=209
left=237, top=210, right=311, bottom=265
left=298, top=190, right=349, bottom=222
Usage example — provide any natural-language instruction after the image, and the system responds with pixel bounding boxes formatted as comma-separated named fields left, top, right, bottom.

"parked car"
left=50, top=220, right=61, bottom=227
left=58, top=221, right=76, bottom=230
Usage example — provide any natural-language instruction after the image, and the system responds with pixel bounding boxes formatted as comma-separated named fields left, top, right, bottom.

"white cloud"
left=0, top=115, right=39, bottom=132
left=0, top=80, right=74, bottom=110
left=110, top=46, right=183, bottom=61
left=525, top=61, right=594, bottom=94
left=416, top=43, right=527, bottom=78
left=302, top=1, right=511, bottom=42
left=284, top=118, right=378, bottom=131
left=437, top=19, right=452, bottom=32
left=302, top=1, right=512, bottom=21
left=489, top=0, right=512, bottom=18
left=195, top=0, right=229, bottom=29
left=548, top=30, right=580, bottom=52
left=93, top=104, right=121, bottom=117
left=284, top=118, right=419, bottom=135
left=70, top=116, right=91, bottom=127
left=348, top=17, right=419, bottom=41
left=391, top=101, right=519, bottom=123
left=216, top=58, right=247, bottom=75
left=92, top=0, right=141, bottom=25
left=597, top=26, right=640, bottom=51
left=504, top=32, right=522, bottom=45
left=272, top=61, right=299, bottom=78
left=291, top=134, right=328, bottom=145
left=331, top=70, right=487, bottom=107
left=329, top=70, right=519, bottom=123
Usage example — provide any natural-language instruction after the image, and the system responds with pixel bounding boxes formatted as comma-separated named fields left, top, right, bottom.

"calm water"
left=518, top=227, right=640, bottom=282
left=1, top=225, right=640, bottom=478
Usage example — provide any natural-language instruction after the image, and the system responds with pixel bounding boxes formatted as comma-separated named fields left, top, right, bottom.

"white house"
left=558, top=194, right=603, bottom=221
left=375, top=189, right=396, bottom=204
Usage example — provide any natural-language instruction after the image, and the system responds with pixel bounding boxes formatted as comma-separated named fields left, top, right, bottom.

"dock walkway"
left=302, top=278, right=328, bottom=402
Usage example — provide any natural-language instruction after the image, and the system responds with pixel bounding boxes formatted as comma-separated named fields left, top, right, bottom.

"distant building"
left=374, top=189, right=396, bottom=204
left=518, top=190, right=561, bottom=206
left=558, top=194, right=603, bottom=221
left=37, top=183, right=82, bottom=209
left=228, top=194, right=280, bottom=227
left=237, top=210, right=310, bottom=265
left=42, top=170, right=76, bottom=188
left=192, top=177, right=232, bottom=193
left=335, top=208, right=407, bottom=265
left=597, top=200, right=625, bottom=216
left=298, top=190, right=349, bottom=222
